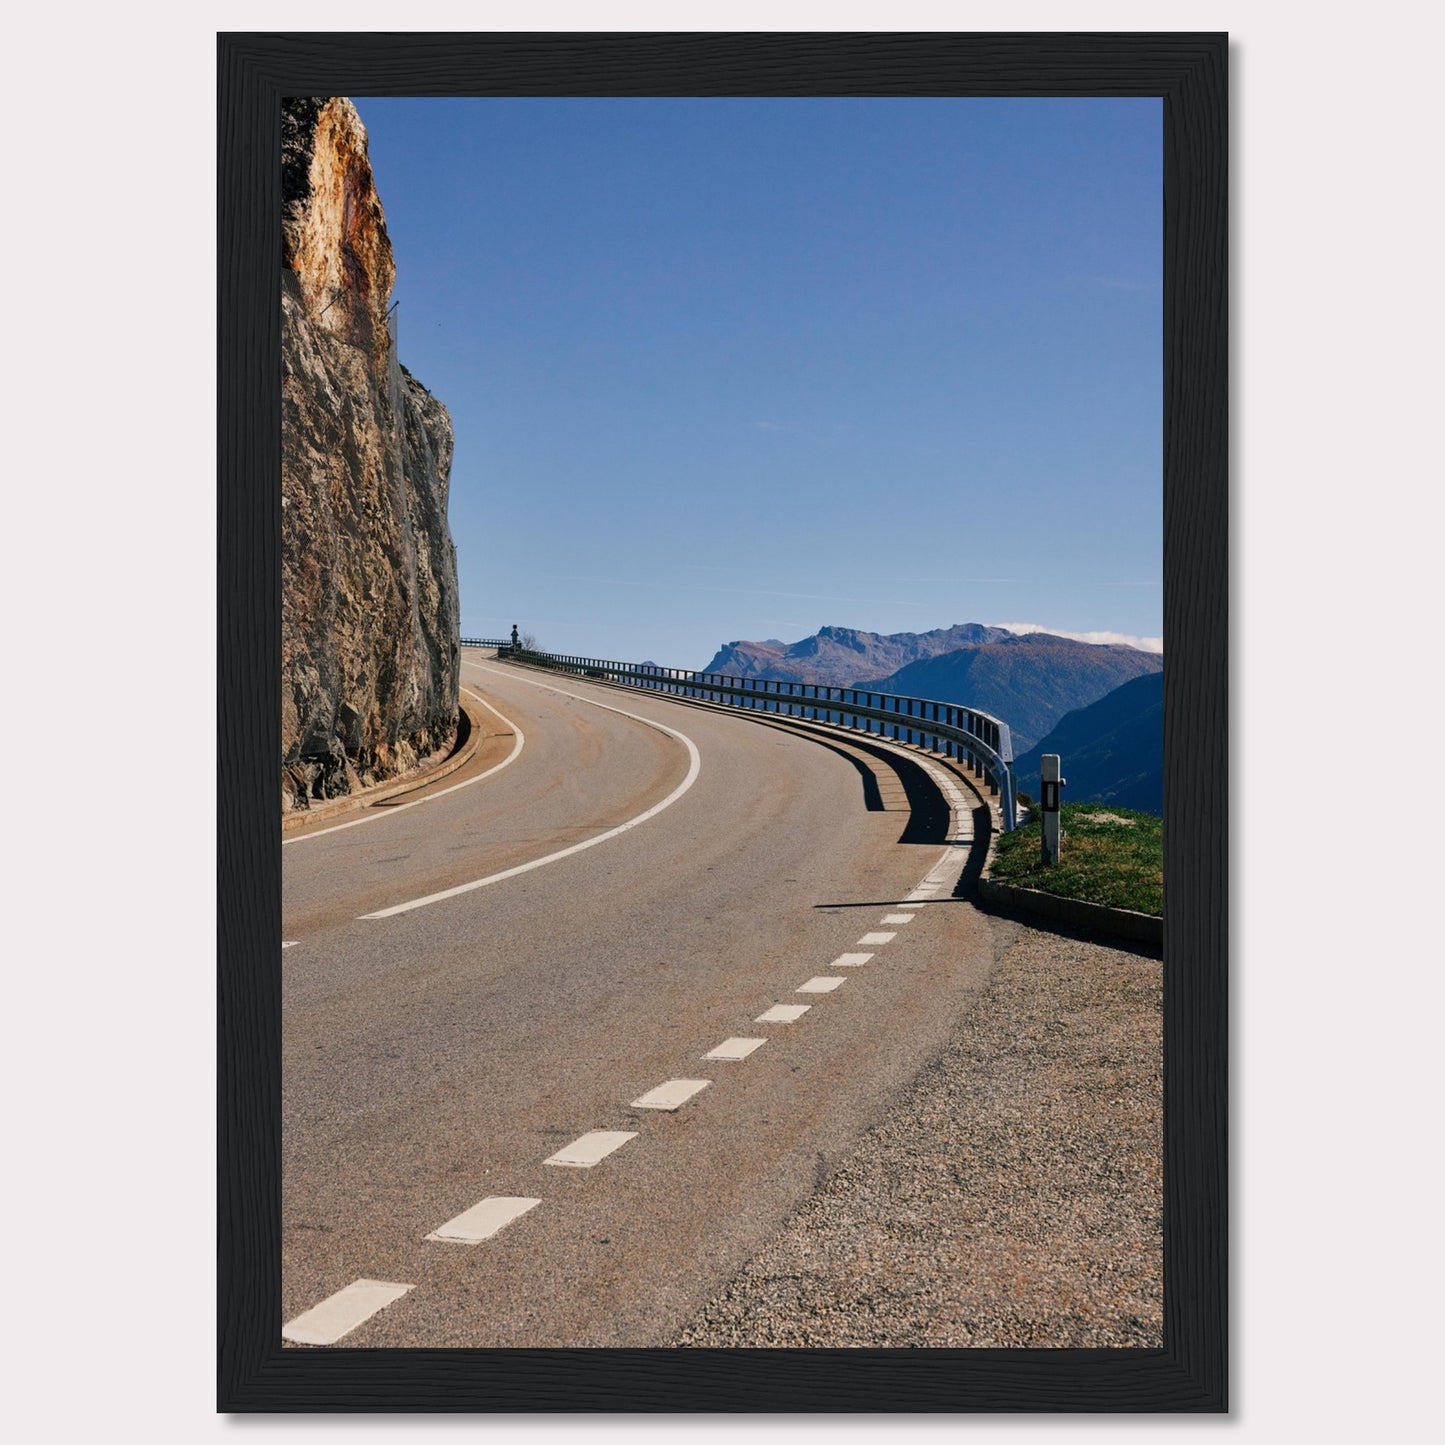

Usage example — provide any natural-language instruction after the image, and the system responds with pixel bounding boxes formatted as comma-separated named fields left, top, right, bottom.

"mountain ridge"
left=700, top=623, right=1161, bottom=753
left=1013, top=671, right=1164, bottom=815
left=701, top=623, right=1013, bottom=687
left=868, top=634, right=1162, bottom=752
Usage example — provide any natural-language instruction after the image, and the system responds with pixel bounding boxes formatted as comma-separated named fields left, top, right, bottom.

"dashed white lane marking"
left=830, top=952, right=874, bottom=968
left=282, top=704, right=987, bottom=1333
left=425, top=1195, right=540, bottom=1244
left=284, top=689, right=524, bottom=846
left=704, top=1037, right=767, bottom=1061
left=360, top=674, right=702, bottom=919
left=631, top=1078, right=711, bottom=1111
left=282, top=1279, right=413, bottom=1345
left=545, top=1130, right=638, bottom=1168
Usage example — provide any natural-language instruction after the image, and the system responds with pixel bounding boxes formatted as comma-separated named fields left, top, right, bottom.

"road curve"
left=282, top=648, right=1003, bottom=1347
left=281, top=687, right=526, bottom=848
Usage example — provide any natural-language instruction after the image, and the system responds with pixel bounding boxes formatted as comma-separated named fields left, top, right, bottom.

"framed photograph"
left=220, top=31, right=1226, bottom=1411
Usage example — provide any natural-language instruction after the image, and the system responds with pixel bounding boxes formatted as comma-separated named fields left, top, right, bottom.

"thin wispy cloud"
left=993, top=621, right=1163, bottom=654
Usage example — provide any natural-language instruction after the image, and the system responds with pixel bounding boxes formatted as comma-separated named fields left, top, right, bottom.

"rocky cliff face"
left=281, top=97, right=460, bottom=810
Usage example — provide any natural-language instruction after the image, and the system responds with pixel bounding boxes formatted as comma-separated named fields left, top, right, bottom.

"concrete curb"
left=972, top=876, right=1163, bottom=948
left=281, top=694, right=485, bottom=833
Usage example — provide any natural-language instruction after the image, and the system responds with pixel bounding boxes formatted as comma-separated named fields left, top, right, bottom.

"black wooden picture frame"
left=218, top=31, right=1226, bottom=1412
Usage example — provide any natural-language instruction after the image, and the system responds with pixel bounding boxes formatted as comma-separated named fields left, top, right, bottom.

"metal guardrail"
left=460, top=639, right=1017, bottom=829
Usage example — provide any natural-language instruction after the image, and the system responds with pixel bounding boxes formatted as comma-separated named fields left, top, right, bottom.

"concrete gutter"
left=281, top=694, right=486, bottom=834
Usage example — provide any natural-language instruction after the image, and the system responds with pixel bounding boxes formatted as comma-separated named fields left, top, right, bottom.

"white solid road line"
left=425, top=1195, right=540, bottom=1244
left=359, top=669, right=702, bottom=920
left=756, top=1004, right=811, bottom=1023
left=631, top=1079, right=711, bottom=1111
left=881, top=913, right=916, bottom=924
left=830, top=952, right=874, bottom=968
left=545, top=1130, right=638, bottom=1168
left=704, top=1037, right=767, bottom=1061
left=282, top=1279, right=413, bottom=1346
left=797, top=976, right=846, bottom=993
left=283, top=689, right=525, bottom=847
left=856, top=931, right=896, bottom=946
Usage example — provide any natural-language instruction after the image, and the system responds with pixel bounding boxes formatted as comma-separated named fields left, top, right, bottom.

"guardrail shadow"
left=952, top=801, right=994, bottom=898
left=740, top=714, right=950, bottom=844
left=759, top=728, right=885, bottom=813
left=812, top=795, right=993, bottom=912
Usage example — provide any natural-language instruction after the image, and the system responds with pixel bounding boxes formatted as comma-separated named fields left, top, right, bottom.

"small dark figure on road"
left=510, top=623, right=520, bottom=653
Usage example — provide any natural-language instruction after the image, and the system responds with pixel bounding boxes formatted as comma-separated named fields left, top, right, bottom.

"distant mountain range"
left=868, top=633, right=1162, bottom=753
left=1013, top=671, right=1163, bottom=815
left=699, top=624, right=1162, bottom=753
left=702, top=624, right=1012, bottom=688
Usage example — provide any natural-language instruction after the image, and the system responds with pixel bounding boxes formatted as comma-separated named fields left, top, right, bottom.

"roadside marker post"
left=1041, top=754, right=1066, bottom=866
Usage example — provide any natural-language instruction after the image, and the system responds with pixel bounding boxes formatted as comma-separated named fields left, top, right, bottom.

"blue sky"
left=353, top=97, right=1161, bottom=667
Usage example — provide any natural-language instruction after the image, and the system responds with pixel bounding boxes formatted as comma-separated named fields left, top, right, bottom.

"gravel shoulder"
left=673, top=916, right=1163, bottom=1348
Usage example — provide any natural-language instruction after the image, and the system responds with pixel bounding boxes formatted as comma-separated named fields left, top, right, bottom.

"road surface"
left=281, top=647, right=1001, bottom=1347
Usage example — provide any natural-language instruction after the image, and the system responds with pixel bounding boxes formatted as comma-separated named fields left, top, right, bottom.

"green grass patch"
left=990, top=802, right=1163, bottom=916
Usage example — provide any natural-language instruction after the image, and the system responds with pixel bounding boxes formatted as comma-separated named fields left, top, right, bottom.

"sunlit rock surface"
left=281, top=97, right=460, bottom=810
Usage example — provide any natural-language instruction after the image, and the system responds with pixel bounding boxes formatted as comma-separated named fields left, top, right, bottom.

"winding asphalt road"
left=281, top=647, right=1002, bottom=1347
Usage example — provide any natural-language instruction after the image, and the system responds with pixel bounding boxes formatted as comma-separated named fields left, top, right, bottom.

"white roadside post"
left=1041, top=754, right=1066, bottom=865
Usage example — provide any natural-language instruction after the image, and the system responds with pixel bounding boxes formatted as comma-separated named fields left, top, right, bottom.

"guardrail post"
left=1041, top=754, right=1066, bottom=865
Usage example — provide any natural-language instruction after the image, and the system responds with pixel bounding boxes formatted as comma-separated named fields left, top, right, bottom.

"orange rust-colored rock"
left=283, top=97, right=394, bottom=358
left=281, top=98, right=460, bottom=810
